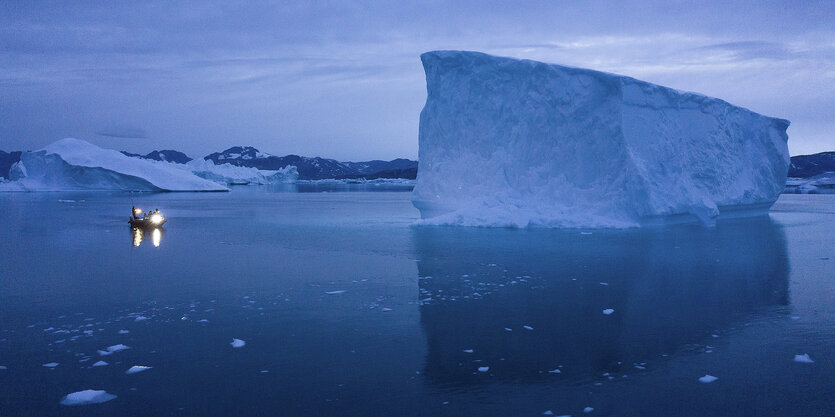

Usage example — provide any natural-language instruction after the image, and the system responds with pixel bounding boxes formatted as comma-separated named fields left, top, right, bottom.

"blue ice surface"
left=0, top=187, right=832, bottom=416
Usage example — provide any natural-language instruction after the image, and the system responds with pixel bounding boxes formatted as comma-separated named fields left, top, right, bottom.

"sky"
left=1, top=1, right=833, bottom=160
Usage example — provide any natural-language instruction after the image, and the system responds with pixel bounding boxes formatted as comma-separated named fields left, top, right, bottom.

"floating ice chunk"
left=599, top=282, right=608, bottom=286
left=584, top=407, right=594, bottom=413
left=381, top=308, right=393, bottom=312
left=602, top=309, right=614, bottom=315
left=0, top=366, right=6, bottom=370
left=325, top=290, right=347, bottom=295
left=92, top=361, right=108, bottom=367
left=698, top=374, right=718, bottom=383
left=548, top=368, right=561, bottom=374
left=125, top=365, right=152, bottom=374
left=523, top=325, right=534, bottom=330
left=198, top=319, right=209, bottom=323
left=58, top=199, right=76, bottom=203
left=463, top=349, right=474, bottom=353
left=98, top=344, right=130, bottom=356
left=43, top=362, right=59, bottom=368
left=231, top=338, right=246, bottom=348
left=504, top=328, right=512, bottom=332
left=543, top=411, right=554, bottom=416
left=134, top=316, right=148, bottom=322
left=794, top=354, right=814, bottom=363
left=478, top=366, right=490, bottom=372
left=118, top=330, right=129, bottom=334
left=60, top=389, right=117, bottom=406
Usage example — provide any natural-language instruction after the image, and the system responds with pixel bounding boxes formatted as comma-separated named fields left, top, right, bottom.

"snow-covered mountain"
left=203, top=146, right=417, bottom=180
left=121, top=149, right=193, bottom=164
left=789, top=151, right=835, bottom=178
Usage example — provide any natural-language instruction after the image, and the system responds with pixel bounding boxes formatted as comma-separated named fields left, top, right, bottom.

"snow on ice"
left=4, top=138, right=227, bottom=192
left=412, top=51, right=790, bottom=228
left=60, top=389, right=117, bottom=406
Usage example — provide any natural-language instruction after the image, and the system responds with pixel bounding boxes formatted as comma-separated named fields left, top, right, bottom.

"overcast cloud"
left=1, top=1, right=832, bottom=159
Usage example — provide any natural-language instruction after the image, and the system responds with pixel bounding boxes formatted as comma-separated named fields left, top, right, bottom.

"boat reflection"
left=131, top=227, right=164, bottom=247
left=412, top=217, right=789, bottom=385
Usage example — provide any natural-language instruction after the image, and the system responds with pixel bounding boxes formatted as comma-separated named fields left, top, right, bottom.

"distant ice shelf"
left=412, top=51, right=790, bottom=228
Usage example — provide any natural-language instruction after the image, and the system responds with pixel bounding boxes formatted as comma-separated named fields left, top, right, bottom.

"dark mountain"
left=120, top=150, right=193, bottom=164
left=0, top=150, right=22, bottom=179
left=343, top=158, right=418, bottom=174
left=789, top=151, right=835, bottom=178
left=204, top=146, right=417, bottom=180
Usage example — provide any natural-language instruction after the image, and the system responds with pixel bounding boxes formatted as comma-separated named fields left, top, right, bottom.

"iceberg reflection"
left=412, top=218, right=789, bottom=385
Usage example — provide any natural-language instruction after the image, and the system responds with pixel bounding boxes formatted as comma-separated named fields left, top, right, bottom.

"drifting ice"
left=412, top=51, right=790, bottom=227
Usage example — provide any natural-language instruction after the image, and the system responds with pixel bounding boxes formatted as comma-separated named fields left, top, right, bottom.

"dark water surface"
left=0, top=190, right=832, bottom=416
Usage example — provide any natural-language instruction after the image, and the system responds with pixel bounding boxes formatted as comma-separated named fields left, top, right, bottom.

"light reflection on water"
left=412, top=217, right=789, bottom=386
left=130, top=227, right=164, bottom=247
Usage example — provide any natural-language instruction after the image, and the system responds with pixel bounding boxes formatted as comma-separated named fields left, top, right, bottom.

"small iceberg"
left=698, top=374, right=718, bottom=383
left=523, top=325, right=534, bottom=330
left=478, top=366, right=490, bottom=372
left=794, top=353, right=814, bottom=363
left=60, top=389, right=117, bottom=406
left=125, top=365, right=152, bottom=374
left=602, top=309, right=614, bottom=315
left=92, top=361, right=109, bottom=367
left=231, top=338, right=246, bottom=348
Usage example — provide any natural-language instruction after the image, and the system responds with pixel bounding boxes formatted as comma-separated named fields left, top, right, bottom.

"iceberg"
left=187, top=158, right=298, bottom=185
left=412, top=51, right=790, bottom=227
left=5, top=138, right=228, bottom=192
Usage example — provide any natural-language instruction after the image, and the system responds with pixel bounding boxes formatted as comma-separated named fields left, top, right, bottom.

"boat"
left=129, top=207, right=166, bottom=228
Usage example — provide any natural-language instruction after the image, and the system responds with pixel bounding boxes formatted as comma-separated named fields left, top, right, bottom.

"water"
left=0, top=189, right=833, bottom=416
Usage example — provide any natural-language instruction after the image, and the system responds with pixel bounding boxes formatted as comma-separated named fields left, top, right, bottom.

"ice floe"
left=794, top=353, right=814, bottom=363
left=477, top=366, right=490, bottom=372
left=60, top=389, right=117, bottom=406
left=523, top=325, right=534, bottom=330
left=231, top=338, right=246, bottom=348
left=602, top=309, right=614, bottom=315
left=698, top=374, right=718, bottom=383
left=584, top=407, right=594, bottom=413
left=42, top=362, right=59, bottom=368
left=97, top=344, right=130, bottom=356
left=125, top=365, right=152, bottom=374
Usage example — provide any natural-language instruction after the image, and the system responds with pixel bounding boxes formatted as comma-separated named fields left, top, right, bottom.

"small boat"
left=129, top=207, right=166, bottom=228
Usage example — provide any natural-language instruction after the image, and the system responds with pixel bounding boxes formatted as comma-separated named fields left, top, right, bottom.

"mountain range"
left=4, top=145, right=832, bottom=182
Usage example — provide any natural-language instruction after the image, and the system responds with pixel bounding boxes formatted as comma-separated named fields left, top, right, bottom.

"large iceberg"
left=5, top=138, right=228, bottom=192
left=412, top=51, right=790, bottom=227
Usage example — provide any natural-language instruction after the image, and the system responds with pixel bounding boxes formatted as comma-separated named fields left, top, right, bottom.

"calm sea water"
left=0, top=188, right=832, bottom=416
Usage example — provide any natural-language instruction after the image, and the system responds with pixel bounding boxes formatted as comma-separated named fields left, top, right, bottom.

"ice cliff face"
left=412, top=51, right=790, bottom=227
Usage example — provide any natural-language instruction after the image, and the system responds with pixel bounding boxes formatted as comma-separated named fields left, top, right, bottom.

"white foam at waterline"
left=478, top=366, right=490, bottom=372
left=125, top=365, right=151, bottom=374
left=603, top=309, right=614, bottom=315
left=92, top=361, right=108, bottom=367
left=698, top=374, right=718, bottom=383
left=60, top=389, right=117, bottom=406
left=794, top=354, right=814, bottom=363
left=325, top=290, right=347, bottom=295
left=231, top=338, right=246, bottom=348
left=43, top=362, right=59, bottom=368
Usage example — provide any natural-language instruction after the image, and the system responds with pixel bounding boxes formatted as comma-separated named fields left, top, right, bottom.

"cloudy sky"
left=1, top=1, right=833, bottom=160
